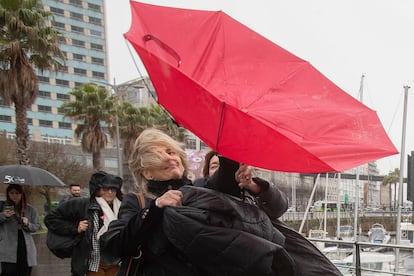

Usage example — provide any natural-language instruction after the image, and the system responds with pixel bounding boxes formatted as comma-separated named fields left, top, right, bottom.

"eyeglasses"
left=101, top=187, right=117, bottom=193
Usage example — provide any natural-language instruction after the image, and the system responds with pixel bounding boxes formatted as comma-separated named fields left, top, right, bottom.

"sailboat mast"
left=353, top=74, right=365, bottom=240
left=395, top=84, right=410, bottom=272
left=358, top=74, right=365, bottom=102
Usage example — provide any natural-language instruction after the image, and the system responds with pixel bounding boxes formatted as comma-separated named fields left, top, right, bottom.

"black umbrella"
left=0, top=165, right=65, bottom=187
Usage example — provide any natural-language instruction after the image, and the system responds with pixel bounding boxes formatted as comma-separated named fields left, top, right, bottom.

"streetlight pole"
left=112, top=78, right=123, bottom=178
left=95, top=78, right=123, bottom=177
left=95, top=78, right=148, bottom=178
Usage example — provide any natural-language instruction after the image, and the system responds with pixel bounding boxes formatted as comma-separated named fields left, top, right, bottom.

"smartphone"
left=4, top=205, right=14, bottom=211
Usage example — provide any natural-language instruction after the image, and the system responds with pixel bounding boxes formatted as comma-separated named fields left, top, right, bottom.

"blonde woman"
left=100, top=128, right=299, bottom=276
left=100, top=128, right=196, bottom=275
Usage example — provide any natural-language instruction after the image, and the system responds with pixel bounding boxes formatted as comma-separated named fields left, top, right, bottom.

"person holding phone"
left=0, top=184, right=41, bottom=276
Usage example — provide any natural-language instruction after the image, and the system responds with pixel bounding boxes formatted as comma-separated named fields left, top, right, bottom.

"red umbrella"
left=124, top=2, right=398, bottom=173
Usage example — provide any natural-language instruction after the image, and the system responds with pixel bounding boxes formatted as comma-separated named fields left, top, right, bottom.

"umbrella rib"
left=216, top=101, right=226, bottom=152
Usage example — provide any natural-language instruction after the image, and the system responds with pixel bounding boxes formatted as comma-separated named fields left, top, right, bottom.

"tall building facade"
left=0, top=0, right=122, bottom=172
left=0, top=0, right=108, bottom=144
left=116, top=77, right=156, bottom=108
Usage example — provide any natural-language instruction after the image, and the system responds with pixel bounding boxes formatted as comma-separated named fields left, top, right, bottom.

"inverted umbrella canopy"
left=0, top=165, right=65, bottom=187
left=125, top=2, right=398, bottom=173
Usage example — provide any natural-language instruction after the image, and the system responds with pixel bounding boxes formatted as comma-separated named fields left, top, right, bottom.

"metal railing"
left=308, top=238, right=414, bottom=276
left=281, top=210, right=410, bottom=222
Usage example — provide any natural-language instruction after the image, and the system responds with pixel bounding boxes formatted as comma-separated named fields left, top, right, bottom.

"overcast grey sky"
left=104, top=0, right=414, bottom=175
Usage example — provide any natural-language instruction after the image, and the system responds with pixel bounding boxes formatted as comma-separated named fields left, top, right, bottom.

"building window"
left=86, top=157, right=92, bottom=167
left=104, top=158, right=118, bottom=168
left=60, top=65, right=68, bottom=73
left=58, top=122, right=72, bottom=129
left=74, top=82, right=83, bottom=87
left=200, top=141, right=208, bottom=149
left=0, top=115, right=12, bottom=122
left=70, top=11, right=83, bottom=21
left=42, top=136, right=71, bottom=144
left=92, top=71, right=105, bottom=79
left=90, top=29, right=102, bottom=38
left=72, top=39, right=85, bottom=47
left=58, top=36, right=67, bottom=44
left=0, top=98, right=9, bottom=106
left=27, top=118, right=33, bottom=125
left=91, top=57, right=104, bottom=65
left=74, top=68, right=87, bottom=76
left=69, top=0, right=82, bottom=7
left=73, top=53, right=85, bottom=61
left=50, top=7, right=64, bottom=16
left=186, top=138, right=197, bottom=150
left=38, top=105, right=52, bottom=113
left=38, top=90, right=51, bottom=98
left=52, top=21, right=65, bottom=30
left=56, top=79, right=69, bottom=87
left=88, top=3, right=101, bottom=12
left=39, top=120, right=53, bottom=127
left=38, top=76, right=49, bottom=83
left=71, top=25, right=84, bottom=33
left=90, top=43, right=103, bottom=51
left=57, top=93, right=70, bottom=101
left=89, top=16, right=102, bottom=25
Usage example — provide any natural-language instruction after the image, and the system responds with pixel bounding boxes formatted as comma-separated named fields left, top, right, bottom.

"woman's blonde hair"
left=128, top=128, right=188, bottom=198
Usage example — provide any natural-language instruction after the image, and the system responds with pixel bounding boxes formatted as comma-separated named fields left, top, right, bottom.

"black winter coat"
left=100, top=178, right=200, bottom=276
left=100, top=156, right=293, bottom=276
left=44, top=197, right=99, bottom=276
left=163, top=186, right=296, bottom=275
left=206, top=157, right=342, bottom=275
left=272, top=220, right=342, bottom=276
left=206, top=157, right=289, bottom=220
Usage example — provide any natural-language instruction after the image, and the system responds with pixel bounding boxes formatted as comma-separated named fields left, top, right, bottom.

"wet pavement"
left=32, top=232, right=71, bottom=275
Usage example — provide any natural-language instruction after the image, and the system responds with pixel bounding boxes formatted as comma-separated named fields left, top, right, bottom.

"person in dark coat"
left=0, top=184, right=40, bottom=276
left=58, top=183, right=82, bottom=206
left=205, top=156, right=342, bottom=276
left=44, top=171, right=123, bottom=276
left=186, top=149, right=342, bottom=275
left=193, top=150, right=219, bottom=187
left=100, top=128, right=294, bottom=276
left=100, top=128, right=201, bottom=275
left=162, top=185, right=295, bottom=275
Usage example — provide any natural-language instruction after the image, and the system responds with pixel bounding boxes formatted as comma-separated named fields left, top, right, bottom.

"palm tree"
left=60, top=83, right=117, bottom=171
left=119, top=103, right=187, bottom=161
left=119, top=102, right=153, bottom=160
left=150, top=104, right=187, bottom=142
left=0, top=0, right=64, bottom=165
left=383, top=168, right=400, bottom=210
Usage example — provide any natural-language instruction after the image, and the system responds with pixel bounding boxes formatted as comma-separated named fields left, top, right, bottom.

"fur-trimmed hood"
left=89, top=171, right=122, bottom=198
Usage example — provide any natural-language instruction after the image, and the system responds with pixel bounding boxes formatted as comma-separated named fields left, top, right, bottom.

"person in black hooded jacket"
left=44, top=171, right=123, bottom=276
